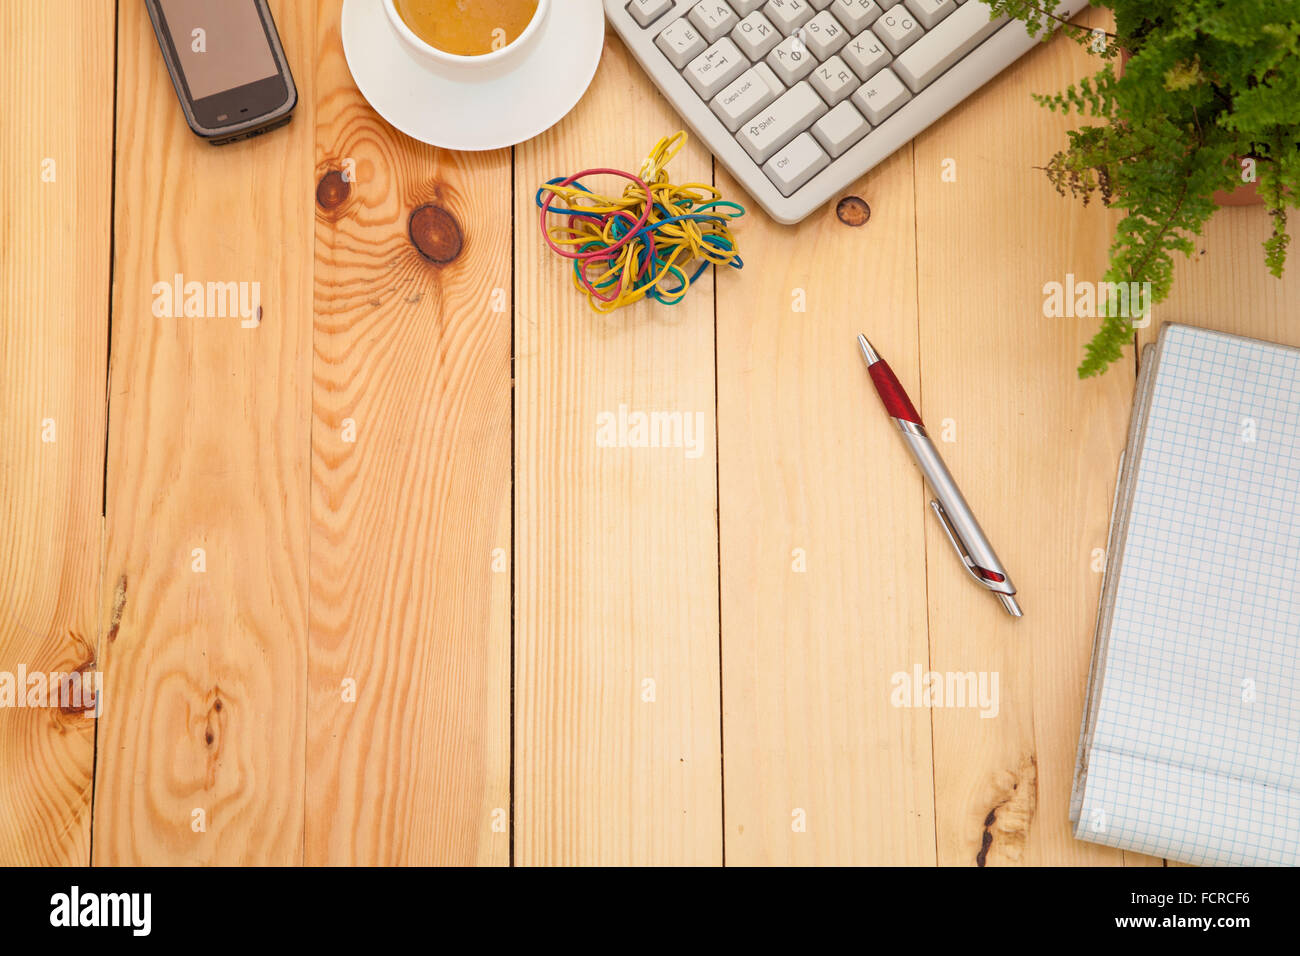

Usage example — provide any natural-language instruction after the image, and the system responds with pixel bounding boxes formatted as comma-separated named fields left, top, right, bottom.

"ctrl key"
left=763, top=133, right=830, bottom=196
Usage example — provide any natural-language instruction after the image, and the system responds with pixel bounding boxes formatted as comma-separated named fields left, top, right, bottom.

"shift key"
left=737, top=82, right=827, bottom=164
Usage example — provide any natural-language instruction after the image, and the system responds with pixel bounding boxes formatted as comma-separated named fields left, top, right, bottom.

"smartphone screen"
left=149, top=0, right=293, bottom=138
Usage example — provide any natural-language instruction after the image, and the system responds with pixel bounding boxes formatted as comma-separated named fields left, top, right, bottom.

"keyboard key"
left=711, top=62, right=784, bottom=130
left=730, top=0, right=766, bottom=13
left=811, top=99, right=870, bottom=156
left=684, top=37, right=750, bottom=98
left=842, top=28, right=891, bottom=80
left=894, top=1, right=1009, bottom=91
left=830, top=0, right=882, bottom=32
left=801, top=10, right=850, bottom=58
left=689, top=1, right=740, bottom=42
left=763, top=0, right=814, bottom=34
left=754, top=59, right=785, bottom=89
left=809, top=54, right=859, bottom=105
left=766, top=34, right=817, bottom=85
left=807, top=0, right=835, bottom=9
left=851, top=66, right=911, bottom=122
left=903, top=0, right=957, bottom=30
left=737, top=80, right=827, bottom=162
left=627, top=0, right=675, bottom=28
left=764, top=132, right=830, bottom=195
left=732, top=10, right=782, bottom=59
left=656, top=18, right=708, bottom=68
left=875, top=7, right=923, bottom=54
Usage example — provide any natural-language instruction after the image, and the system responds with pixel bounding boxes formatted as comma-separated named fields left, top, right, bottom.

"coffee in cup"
left=392, top=0, right=539, bottom=57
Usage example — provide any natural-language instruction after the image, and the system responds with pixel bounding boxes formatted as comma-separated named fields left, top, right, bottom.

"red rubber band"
left=538, top=168, right=653, bottom=263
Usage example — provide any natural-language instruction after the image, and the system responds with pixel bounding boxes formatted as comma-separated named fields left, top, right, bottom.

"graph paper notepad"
left=1071, top=324, right=1300, bottom=866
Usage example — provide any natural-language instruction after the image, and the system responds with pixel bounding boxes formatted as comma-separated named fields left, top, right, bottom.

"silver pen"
left=857, top=334, right=1022, bottom=617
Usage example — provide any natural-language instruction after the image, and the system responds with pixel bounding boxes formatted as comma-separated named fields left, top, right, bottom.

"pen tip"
left=998, top=593, right=1024, bottom=618
left=857, top=334, right=880, bottom=366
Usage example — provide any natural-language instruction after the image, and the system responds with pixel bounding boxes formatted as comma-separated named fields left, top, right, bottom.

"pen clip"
left=929, top=500, right=991, bottom=588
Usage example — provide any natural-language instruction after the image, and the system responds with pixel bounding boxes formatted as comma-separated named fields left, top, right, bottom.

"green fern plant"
left=983, top=0, right=1300, bottom=376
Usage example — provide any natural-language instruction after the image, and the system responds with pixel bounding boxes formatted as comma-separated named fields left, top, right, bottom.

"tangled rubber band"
left=536, top=132, right=745, bottom=312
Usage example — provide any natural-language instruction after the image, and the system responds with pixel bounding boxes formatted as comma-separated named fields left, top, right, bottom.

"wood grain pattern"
left=1051, top=18, right=1300, bottom=870
left=912, top=10, right=1136, bottom=866
left=305, top=0, right=511, bottom=866
left=4, top=0, right=1297, bottom=868
left=91, top=0, right=315, bottom=864
left=512, top=35, right=723, bottom=865
left=0, top=0, right=113, bottom=866
left=1140, top=203, right=1300, bottom=352
left=715, top=149, right=936, bottom=865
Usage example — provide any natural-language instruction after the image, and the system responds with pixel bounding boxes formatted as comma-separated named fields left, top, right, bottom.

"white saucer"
left=341, top=0, right=605, bottom=150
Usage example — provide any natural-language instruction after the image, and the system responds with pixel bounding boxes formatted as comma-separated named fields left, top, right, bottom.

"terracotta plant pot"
left=1212, top=178, right=1263, bottom=207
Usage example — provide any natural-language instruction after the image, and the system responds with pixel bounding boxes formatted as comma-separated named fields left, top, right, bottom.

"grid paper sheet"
left=1071, top=324, right=1300, bottom=866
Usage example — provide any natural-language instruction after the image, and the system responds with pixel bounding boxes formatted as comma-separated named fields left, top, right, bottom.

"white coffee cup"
left=384, top=0, right=551, bottom=80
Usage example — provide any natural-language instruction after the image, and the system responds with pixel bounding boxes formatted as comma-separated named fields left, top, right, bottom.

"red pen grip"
left=869, top=360, right=923, bottom=425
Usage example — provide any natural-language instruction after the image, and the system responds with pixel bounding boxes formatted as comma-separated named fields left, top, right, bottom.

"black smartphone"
left=144, top=0, right=297, bottom=145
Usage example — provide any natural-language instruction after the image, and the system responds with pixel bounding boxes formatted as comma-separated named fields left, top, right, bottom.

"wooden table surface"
left=3, top=0, right=1298, bottom=866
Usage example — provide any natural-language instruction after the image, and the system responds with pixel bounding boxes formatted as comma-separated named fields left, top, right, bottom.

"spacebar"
left=893, top=4, right=1011, bottom=93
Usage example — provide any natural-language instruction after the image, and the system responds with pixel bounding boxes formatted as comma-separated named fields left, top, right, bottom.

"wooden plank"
left=715, top=150, right=935, bottom=864
left=1135, top=175, right=1300, bottom=871
left=304, top=0, right=511, bottom=865
left=913, top=9, right=1135, bottom=865
left=513, top=36, right=723, bottom=865
left=0, top=0, right=113, bottom=866
left=91, top=0, right=314, bottom=864
left=1139, top=203, right=1300, bottom=351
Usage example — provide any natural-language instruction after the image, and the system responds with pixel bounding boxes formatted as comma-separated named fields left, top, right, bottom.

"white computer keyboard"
left=606, top=0, right=1087, bottom=223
